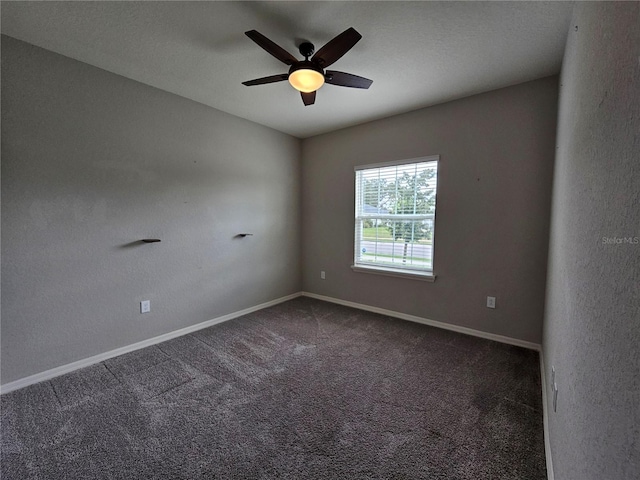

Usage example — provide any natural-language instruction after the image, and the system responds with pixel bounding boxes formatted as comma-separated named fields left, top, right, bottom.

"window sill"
left=351, top=264, right=436, bottom=282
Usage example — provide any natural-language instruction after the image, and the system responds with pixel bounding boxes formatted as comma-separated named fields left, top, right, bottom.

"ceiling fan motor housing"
left=288, top=60, right=323, bottom=76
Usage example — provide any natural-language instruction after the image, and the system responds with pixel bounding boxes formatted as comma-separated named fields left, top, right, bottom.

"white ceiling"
left=1, top=1, right=573, bottom=138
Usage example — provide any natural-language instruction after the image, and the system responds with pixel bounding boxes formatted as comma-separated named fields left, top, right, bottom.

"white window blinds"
left=354, top=156, right=438, bottom=276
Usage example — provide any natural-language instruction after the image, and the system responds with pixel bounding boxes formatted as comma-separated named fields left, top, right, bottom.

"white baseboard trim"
left=0, top=292, right=303, bottom=395
left=539, top=350, right=555, bottom=480
left=1, top=291, right=542, bottom=394
left=302, top=292, right=542, bottom=351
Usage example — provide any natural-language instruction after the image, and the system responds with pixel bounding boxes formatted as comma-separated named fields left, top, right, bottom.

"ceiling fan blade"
left=312, top=27, right=362, bottom=68
left=301, top=91, right=316, bottom=106
left=245, top=30, right=298, bottom=66
left=242, top=74, right=289, bottom=86
left=325, top=70, right=373, bottom=89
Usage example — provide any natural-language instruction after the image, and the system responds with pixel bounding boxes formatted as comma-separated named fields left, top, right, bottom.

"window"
left=353, top=156, right=439, bottom=281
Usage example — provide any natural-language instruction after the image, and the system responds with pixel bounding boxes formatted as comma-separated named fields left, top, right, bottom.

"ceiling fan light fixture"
left=288, top=63, right=325, bottom=93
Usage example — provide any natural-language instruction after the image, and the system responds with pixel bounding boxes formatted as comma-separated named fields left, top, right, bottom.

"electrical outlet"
left=140, top=300, right=150, bottom=314
left=486, top=296, right=496, bottom=308
left=321, top=271, right=326, bottom=280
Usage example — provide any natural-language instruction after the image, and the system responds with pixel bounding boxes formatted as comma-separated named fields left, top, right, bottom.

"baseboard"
left=0, top=292, right=303, bottom=395
left=301, top=292, right=542, bottom=351
left=539, top=350, right=555, bottom=480
left=2, top=291, right=542, bottom=394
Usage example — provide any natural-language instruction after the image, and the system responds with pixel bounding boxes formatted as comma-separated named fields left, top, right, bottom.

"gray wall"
left=1, top=36, right=302, bottom=385
left=543, top=3, right=640, bottom=480
left=301, top=77, right=558, bottom=344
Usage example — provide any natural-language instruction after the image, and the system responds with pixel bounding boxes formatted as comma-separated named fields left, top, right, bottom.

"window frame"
left=352, top=155, right=439, bottom=282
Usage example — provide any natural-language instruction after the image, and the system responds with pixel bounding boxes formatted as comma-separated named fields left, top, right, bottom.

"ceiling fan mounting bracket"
left=298, top=42, right=315, bottom=59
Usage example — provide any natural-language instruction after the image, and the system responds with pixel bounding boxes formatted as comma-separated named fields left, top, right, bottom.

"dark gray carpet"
left=1, top=297, right=546, bottom=479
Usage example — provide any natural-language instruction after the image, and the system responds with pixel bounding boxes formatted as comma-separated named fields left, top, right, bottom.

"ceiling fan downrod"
left=298, top=42, right=315, bottom=60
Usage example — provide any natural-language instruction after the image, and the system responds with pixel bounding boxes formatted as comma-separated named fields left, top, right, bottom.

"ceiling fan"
left=242, top=27, right=373, bottom=106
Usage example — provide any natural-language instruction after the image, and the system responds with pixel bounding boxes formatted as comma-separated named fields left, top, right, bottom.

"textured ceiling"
left=1, top=1, right=573, bottom=138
